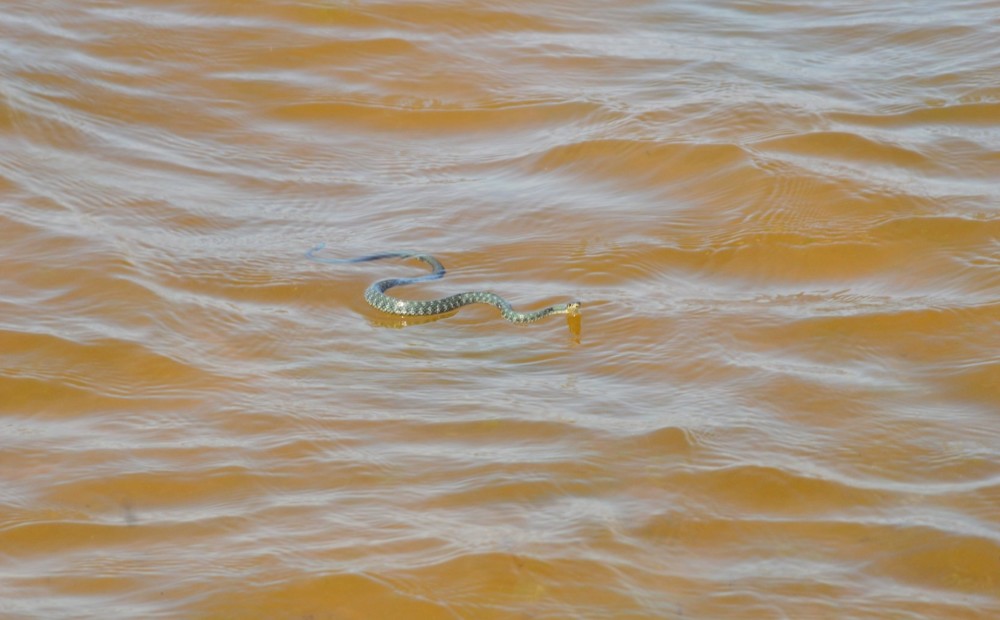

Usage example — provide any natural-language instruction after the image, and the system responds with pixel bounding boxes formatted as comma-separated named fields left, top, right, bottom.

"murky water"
left=2, top=1, right=998, bottom=618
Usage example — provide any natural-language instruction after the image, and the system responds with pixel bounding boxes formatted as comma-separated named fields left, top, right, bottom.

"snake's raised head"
left=560, top=301, right=581, bottom=317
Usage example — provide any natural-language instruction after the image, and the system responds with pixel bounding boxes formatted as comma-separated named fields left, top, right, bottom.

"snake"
left=306, top=244, right=581, bottom=323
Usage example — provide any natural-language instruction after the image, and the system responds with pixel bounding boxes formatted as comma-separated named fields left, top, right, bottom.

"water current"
left=1, top=1, right=998, bottom=618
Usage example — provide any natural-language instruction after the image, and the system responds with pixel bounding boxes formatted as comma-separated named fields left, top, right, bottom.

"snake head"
left=563, top=301, right=582, bottom=317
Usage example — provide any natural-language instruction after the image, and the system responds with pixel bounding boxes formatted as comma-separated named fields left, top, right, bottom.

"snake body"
left=307, top=244, right=580, bottom=323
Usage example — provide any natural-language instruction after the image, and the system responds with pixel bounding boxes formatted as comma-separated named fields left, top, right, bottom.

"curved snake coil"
left=307, top=244, right=581, bottom=323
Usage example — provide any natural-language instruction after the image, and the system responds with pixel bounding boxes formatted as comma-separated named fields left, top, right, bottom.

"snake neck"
left=455, top=292, right=579, bottom=324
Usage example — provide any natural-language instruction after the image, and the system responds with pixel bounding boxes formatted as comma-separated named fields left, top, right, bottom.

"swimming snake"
left=306, top=244, right=581, bottom=323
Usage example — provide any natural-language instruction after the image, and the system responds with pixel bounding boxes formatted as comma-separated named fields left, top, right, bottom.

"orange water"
left=2, top=1, right=998, bottom=618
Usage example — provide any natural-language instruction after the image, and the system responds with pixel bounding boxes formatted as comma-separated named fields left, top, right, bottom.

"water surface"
left=1, top=1, right=998, bottom=618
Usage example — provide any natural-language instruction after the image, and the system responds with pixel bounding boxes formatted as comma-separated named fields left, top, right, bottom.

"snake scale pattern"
left=307, top=244, right=581, bottom=323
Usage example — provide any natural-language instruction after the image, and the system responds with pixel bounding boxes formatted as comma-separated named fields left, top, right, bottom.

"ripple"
left=3, top=0, right=1000, bottom=617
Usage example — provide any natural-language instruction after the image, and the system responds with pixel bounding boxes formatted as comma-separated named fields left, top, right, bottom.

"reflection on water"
left=1, top=0, right=998, bottom=618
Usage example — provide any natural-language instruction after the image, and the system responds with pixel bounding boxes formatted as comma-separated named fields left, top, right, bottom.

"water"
left=1, top=1, right=998, bottom=618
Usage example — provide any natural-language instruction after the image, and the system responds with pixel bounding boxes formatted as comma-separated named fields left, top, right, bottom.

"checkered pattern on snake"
left=307, top=245, right=580, bottom=324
